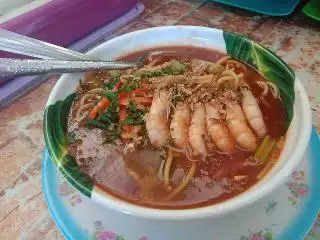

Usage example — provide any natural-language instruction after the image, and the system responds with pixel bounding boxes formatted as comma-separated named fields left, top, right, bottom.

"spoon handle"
left=0, top=29, right=98, bottom=61
left=0, top=58, right=137, bottom=78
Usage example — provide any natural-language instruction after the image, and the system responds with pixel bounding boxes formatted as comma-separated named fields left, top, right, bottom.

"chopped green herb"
left=162, top=67, right=173, bottom=75
left=140, top=124, right=151, bottom=146
left=104, top=91, right=118, bottom=101
left=120, top=84, right=135, bottom=93
left=122, top=100, right=145, bottom=125
left=97, top=114, right=113, bottom=124
left=105, top=76, right=120, bottom=90
left=255, top=135, right=270, bottom=160
left=127, top=100, right=137, bottom=112
left=172, top=95, right=182, bottom=106
left=86, top=90, right=119, bottom=130
left=136, top=70, right=165, bottom=79
left=86, top=118, right=108, bottom=129
left=137, top=71, right=153, bottom=78
left=121, top=117, right=144, bottom=125
left=119, top=77, right=142, bottom=93
left=255, top=135, right=277, bottom=163
left=98, top=100, right=119, bottom=125
left=171, top=60, right=186, bottom=74
left=152, top=71, right=164, bottom=77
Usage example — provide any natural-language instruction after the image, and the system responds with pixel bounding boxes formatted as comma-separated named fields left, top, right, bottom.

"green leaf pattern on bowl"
left=44, top=93, right=93, bottom=197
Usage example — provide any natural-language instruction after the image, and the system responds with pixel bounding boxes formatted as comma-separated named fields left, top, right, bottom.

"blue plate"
left=211, top=0, right=302, bottom=16
left=42, top=129, right=320, bottom=240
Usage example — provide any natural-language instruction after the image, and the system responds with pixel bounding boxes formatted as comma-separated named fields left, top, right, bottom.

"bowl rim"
left=44, top=26, right=312, bottom=220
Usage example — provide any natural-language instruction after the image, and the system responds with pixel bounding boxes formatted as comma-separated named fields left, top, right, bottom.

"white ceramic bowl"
left=44, top=26, right=312, bottom=221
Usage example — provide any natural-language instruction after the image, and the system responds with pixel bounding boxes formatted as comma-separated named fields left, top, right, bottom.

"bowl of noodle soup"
left=44, top=26, right=312, bottom=221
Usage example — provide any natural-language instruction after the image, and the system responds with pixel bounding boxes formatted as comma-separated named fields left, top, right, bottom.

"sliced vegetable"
left=105, top=76, right=120, bottom=89
left=171, top=60, right=186, bottom=74
left=88, top=97, right=111, bottom=119
left=257, top=136, right=285, bottom=179
left=121, top=100, right=145, bottom=126
left=119, top=107, right=133, bottom=133
left=254, top=135, right=270, bottom=160
left=104, top=91, right=118, bottom=101
left=88, top=106, right=99, bottom=119
left=255, top=135, right=278, bottom=164
left=86, top=118, right=108, bottom=129
left=119, top=92, right=129, bottom=106
left=162, top=67, right=174, bottom=75
left=127, top=101, right=137, bottom=112
left=119, top=106, right=127, bottom=121
left=133, top=83, right=149, bottom=95
left=132, top=96, right=153, bottom=106
left=121, top=117, right=144, bottom=125
left=260, top=138, right=276, bottom=162
left=119, top=77, right=142, bottom=93
left=137, top=70, right=160, bottom=79
left=113, top=81, right=123, bottom=90
left=152, top=70, right=165, bottom=77
left=120, top=84, right=135, bottom=93
left=97, top=97, right=110, bottom=110
left=98, top=100, right=119, bottom=124
left=172, top=95, right=182, bottom=106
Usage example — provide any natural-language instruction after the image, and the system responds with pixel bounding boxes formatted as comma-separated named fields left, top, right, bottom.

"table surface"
left=0, top=0, right=319, bottom=239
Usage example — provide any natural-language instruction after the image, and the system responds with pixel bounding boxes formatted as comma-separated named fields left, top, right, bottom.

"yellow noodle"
left=87, top=88, right=104, bottom=94
left=217, top=76, right=236, bottom=88
left=76, top=102, right=94, bottom=121
left=227, top=60, right=247, bottom=73
left=190, top=74, right=215, bottom=83
left=257, top=160, right=274, bottom=180
left=164, top=162, right=196, bottom=201
left=221, top=70, right=239, bottom=86
left=151, top=75, right=185, bottom=88
left=217, top=56, right=231, bottom=65
left=127, top=170, right=142, bottom=184
left=256, top=81, right=269, bottom=96
left=164, top=149, right=173, bottom=190
left=80, top=93, right=95, bottom=105
left=206, top=63, right=225, bottom=74
left=137, top=60, right=173, bottom=73
left=192, top=83, right=205, bottom=92
left=266, top=81, right=279, bottom=98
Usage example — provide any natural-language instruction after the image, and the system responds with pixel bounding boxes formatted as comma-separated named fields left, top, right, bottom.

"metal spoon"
left=0, top=29, right=146, bottom=77
left=0, top=58, right=141, bottom=78
left=0, top=29, right=179, bottom=77
left=0, top=29, right=99, bottom=60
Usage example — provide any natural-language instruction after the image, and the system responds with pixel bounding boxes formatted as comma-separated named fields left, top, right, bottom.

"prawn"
left=205, top=102, right=235, bottom=153
left=241, top=89, right=267, bottom=137
left=226, top=102, right=257, bottom=151
left=188, top=104, right=207, bottom=157
left=146, top=90, right=171, bottom=147
left=170, top=103, right=191, bottom=148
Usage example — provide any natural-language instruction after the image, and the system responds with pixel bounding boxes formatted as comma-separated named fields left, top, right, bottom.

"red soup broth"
left=67, top=46, right=287, bottom=209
